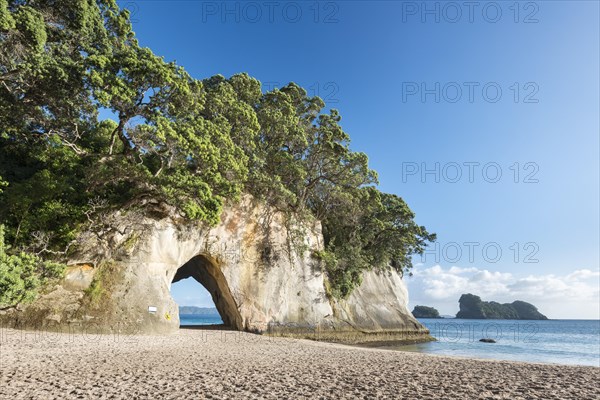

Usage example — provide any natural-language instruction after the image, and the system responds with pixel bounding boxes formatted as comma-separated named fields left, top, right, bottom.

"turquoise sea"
left=397, top=319, right=600, bottom=367
left=180, top=314, right=599, bottom=367
left=179, top=314, right=223, bottom=326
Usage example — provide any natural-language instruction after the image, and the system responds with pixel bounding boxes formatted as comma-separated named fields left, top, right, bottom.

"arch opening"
left=171, top=255, right=243, bottom=330
left=170, top=278, right=224, bottom=326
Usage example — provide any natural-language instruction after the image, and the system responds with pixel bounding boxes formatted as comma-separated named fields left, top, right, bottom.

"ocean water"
left=179, top=314, right=223, bottom=326
left=394, top=319, right=600, bottom=367
left=179, top=313, right=599, bottom=366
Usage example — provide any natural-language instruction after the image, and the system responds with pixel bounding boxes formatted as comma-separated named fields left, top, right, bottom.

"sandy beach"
left=0, top=327, right=598, bottom=399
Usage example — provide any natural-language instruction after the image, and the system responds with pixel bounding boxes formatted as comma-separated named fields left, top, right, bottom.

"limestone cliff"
left=1, top=196, right=431, bottom=343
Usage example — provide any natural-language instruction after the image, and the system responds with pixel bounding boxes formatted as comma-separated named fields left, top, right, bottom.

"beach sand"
left=0, top=327, right=598, bottom=399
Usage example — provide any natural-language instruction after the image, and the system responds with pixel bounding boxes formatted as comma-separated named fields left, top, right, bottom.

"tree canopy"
left=0, top=0, right=435, bottom=304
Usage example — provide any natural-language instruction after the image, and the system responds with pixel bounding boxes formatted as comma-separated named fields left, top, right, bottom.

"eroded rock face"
left=1, top=196, right=430, bottom=343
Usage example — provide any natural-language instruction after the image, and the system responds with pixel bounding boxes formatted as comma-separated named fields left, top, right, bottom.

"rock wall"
left=1, top=196, right=431, bottom=343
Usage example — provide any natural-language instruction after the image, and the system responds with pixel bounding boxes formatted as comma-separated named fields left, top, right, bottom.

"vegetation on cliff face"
left=0, top=0, right=435, bottom=301
left=411, top=305, right=441, bottom=319
left=455, top=294, right=548, bottom=320
left=0, top=226, right=64, bottom=308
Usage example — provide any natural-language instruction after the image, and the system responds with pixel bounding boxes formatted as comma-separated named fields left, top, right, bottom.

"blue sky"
left=118, top=1, right=599, bottom=318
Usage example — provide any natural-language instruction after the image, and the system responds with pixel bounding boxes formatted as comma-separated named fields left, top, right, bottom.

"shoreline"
left=3, top=323, right=598, bottom=367
left=1, top=328, right=598, bottom=399
left=357, top=342, right=600, bottom=369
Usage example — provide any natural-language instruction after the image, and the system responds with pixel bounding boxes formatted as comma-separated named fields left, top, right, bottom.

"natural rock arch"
left=170, top=255, right=243, bottom=330
left=0, top=196, right=431, bottom=343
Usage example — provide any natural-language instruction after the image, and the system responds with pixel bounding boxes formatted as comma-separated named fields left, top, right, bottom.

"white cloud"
left=407, top=266, right=600, bottom=319
left=448, top=266, right=479, bottom=274
left=566, top=269, right=600, bottom=281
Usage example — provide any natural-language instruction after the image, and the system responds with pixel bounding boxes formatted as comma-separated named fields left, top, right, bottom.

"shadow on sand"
left=179, top=324, right=234, bottom=331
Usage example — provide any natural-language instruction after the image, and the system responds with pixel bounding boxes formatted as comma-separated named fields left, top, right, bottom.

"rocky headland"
left=0, top=196, right=431, bottom=344
left=455, top=294, right=548, bottom=320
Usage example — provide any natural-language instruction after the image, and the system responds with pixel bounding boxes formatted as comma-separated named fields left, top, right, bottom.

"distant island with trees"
left=411, top=294, right=548, bottom=320
left=411, top=305, right=442, bottom=319
left=456, top=294, right=548, bottom=320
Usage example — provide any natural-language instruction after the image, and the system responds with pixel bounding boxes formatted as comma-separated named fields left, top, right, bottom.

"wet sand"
left=0, top=327, right=598, bottom=399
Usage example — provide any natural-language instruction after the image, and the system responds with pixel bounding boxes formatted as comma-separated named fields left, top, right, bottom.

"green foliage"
left=83, top=262, right=121, bottom=308
left=84, top=271, right=104, bottom=307
left=319, top=187, right=435, bottom=298
left=14, top=6, right=46, bottom=51
left=0, top=1, right=435, bottom=299
left=314, top=249, right=360, bottom=299
left=0, top=225, right=64, bottom=308
left=0, top=0, right=15, bottom=31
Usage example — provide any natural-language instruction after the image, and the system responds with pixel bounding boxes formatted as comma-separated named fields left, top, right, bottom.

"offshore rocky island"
left=411, top=294, right=548, bottom=320
left=455, top=294, right=548, bottom=320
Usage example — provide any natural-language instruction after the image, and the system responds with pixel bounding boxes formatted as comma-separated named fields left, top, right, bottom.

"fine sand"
left=0, top=327, right=598, bottom=399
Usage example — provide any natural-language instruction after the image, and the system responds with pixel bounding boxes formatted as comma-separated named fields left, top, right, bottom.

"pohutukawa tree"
left=0, top=0, right=435, bottom=306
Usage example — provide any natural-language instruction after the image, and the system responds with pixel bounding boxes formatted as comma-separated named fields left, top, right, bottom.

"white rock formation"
left=3, top=196, right=430, bottom=342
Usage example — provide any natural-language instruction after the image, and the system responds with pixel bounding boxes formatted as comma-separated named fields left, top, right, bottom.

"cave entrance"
left=170, top=255, right=243, bottom=330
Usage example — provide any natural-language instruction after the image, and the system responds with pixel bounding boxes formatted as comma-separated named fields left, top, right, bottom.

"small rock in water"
left=479, top=338, right=496, bottom=343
